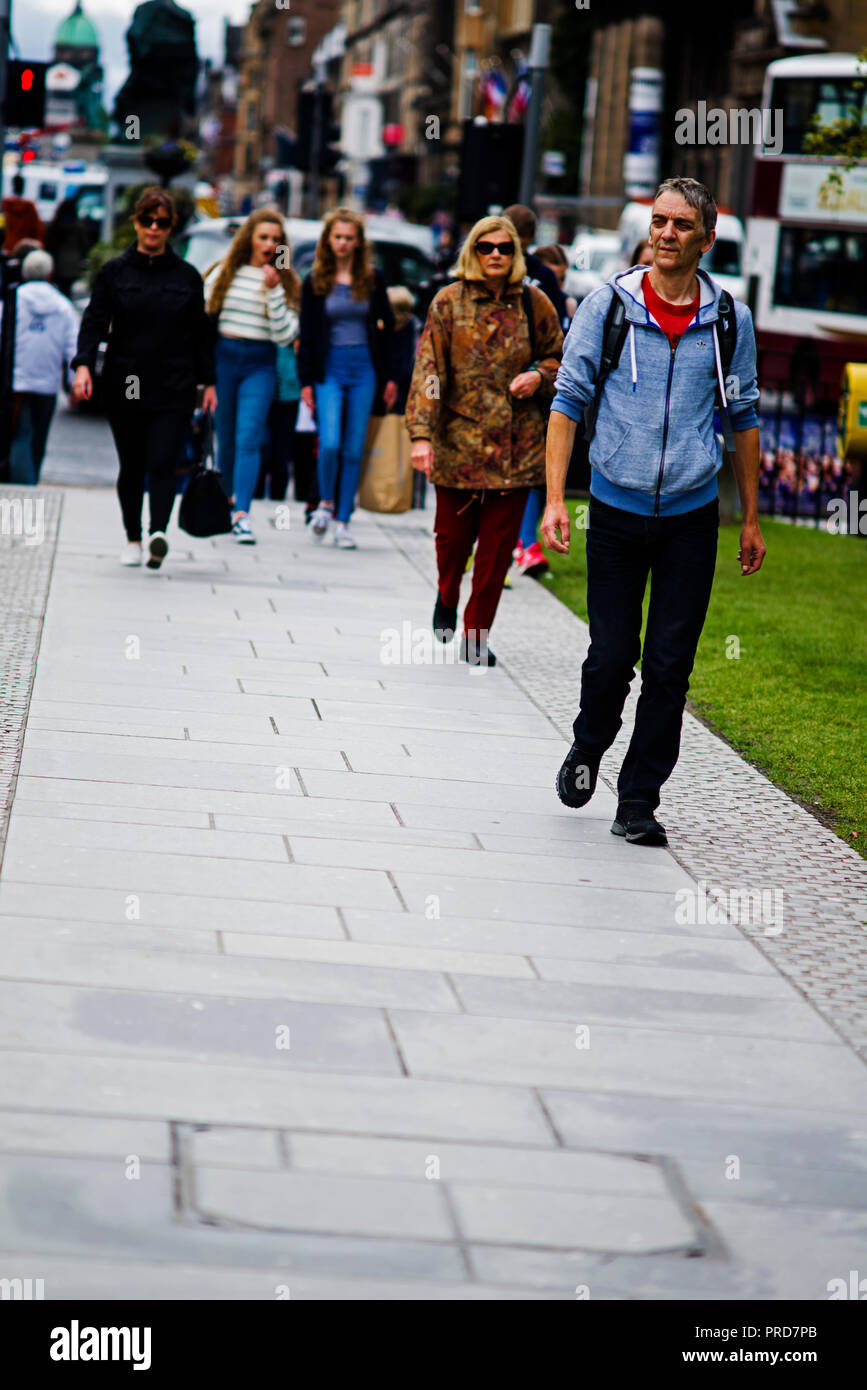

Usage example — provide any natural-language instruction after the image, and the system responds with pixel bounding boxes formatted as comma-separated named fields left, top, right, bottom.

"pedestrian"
left=630, top=238, right=654, bottom=268
left=0, top=250, right=79, bottom=485
left=253, top=337, right=301, bottom=503
left=291, top=394, right=320, bottom=525
left=502, top=204, right=570, bottom=331
left=298, top=207, right=397, bottom=549
left=1, top=173, right=43, bottom=254
left=535, top=243, right=578, bottom=320
left=543, top=177, right=765, bottom=845
left=386, top=285, right=421, bottom=414
left=406, top=214, right=563, bottom=666
left=71, top=187, right=216, bottom=570
left=204, top=208, right=300, bottom=544
left=45, top=197, right=91, bottom=297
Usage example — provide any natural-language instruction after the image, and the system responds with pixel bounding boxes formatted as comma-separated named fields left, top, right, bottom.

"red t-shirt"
left=642, top=274, right=699, bottom=349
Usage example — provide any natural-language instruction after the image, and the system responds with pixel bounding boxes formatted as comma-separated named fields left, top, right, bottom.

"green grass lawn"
left=544, top=512, right=867, bottom=855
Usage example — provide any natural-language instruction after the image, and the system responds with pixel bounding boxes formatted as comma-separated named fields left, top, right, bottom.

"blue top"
left=551, top=266, right=759, bottom=515
left=275, top=343, right=300, bottom=402
left=325, top=283, right=369, bottom=347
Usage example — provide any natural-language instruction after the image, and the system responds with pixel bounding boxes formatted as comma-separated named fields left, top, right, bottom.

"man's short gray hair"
left=654, top=178, right=718, bottom=236
left=22, top=250, right=54, bottom=282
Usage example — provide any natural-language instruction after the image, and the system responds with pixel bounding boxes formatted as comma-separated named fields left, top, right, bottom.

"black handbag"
left=178, top=413, right=233, bottom=538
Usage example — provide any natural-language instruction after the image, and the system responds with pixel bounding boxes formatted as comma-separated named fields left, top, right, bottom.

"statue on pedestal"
left=113, top=0, right=199, bottom=140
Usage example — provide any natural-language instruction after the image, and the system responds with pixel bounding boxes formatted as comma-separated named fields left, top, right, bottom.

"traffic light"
left=295, top=88, right=342, bottom=176
left=4, top=62, right=48, bottom=129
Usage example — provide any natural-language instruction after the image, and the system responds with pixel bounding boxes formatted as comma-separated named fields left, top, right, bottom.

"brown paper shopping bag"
left=358, top=415, right=414, bottom=514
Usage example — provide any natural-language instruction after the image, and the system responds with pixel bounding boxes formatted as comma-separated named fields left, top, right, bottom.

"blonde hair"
left=454, top=215, right=526, bottom=283
left=387, top=284, right=415, bottom=330
left=206, top=208, right=301, bottom=316
left=311, top=206, right=373, bottom=299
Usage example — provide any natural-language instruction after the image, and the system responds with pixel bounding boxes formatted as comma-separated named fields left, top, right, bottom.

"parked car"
left=564, top=232, right=622, bottom=303
left=173, top=215, right=436, bottom=306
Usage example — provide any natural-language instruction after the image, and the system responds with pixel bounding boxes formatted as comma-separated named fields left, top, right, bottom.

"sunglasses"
left=140, top=215, right=172, bottom=230
left=475, top=240, right=514, bottom=257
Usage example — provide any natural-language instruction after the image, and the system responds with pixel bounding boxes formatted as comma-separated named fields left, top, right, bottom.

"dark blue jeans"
left=9, top=392, right=56, bottom=485
left=573, top=495, right=719, bottom=810
left=316, top=343, right=377, bottom=523
left=215, top=337, right=277, bottom=513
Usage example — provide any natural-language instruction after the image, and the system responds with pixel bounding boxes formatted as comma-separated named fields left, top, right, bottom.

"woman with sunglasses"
left=71, top=188, right=216, bottom=569
left=405, top=215, right=563, bottom=665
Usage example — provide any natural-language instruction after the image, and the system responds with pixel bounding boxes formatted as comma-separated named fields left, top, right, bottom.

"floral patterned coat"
left=405, top=278, right=564, bottom=489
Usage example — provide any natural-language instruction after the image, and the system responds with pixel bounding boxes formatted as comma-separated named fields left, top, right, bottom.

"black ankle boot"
left=611, top=802, right=668, bottom=846
left=461, top=634, right=496, bottom=666
left=433, top=595, right=458, bottom=643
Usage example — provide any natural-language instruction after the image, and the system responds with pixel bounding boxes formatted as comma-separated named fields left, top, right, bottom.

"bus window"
left=38, top=182, right=58, bottom=202
left=772, top=77, right=867, bottom=155
left=703, top=238, right=741, bottom=277
left=774, top=227, right=867, bottom=315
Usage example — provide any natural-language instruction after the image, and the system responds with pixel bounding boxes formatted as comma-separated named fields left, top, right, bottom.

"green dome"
left=55, top=2, right=99, bottom=50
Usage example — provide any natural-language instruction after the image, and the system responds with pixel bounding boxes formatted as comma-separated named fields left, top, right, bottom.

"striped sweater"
left=204, top=263, right=299, bottom=346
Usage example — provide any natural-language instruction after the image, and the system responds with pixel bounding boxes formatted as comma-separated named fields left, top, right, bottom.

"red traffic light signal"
left=4, top=61, right=48, bottom=128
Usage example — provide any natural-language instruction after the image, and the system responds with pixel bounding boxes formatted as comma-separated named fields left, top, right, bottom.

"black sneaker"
left=555, top=742, right=601, bottom=808
left=433, top=595, right=458, bottom=643
left=611, top=803, right=668, bottom=846
left=460, top=634, right=496, bottom=666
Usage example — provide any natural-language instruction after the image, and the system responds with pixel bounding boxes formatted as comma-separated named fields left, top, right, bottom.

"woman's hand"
left=301, top=386, right=315, bottom=414
left=411, top=440, right=434, bottom=478
left=383, top=380, right=398, bottom=411
left=71, top=366, right=92, bottom=403
left=509, top=370, right=542, bottom=398
left=202, top=385, right=217, bottom=414
left=262, top=264, right=280, bottom=289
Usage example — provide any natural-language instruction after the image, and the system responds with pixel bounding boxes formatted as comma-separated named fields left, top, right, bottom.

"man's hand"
left=509, top=371, right=541, bottom=398
left=541, top=500, right=571, bottom=554
left=71, top=366, right=92, bottom=402
left=201, top=385, right=217, bottom=414
left=411, top=440, right=434, bottom=478
left=738, top=520, right=766, bottom=576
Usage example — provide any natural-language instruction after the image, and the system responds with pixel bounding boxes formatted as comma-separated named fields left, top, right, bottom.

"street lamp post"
left=518, top=22, right=551, bottom=209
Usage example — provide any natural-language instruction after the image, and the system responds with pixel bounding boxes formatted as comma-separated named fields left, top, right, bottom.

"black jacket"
left=524, top=252, right=570, bottom=333
left=72, top=245, right=215, bottom=411
left=298, top=266, right=395, bottom=395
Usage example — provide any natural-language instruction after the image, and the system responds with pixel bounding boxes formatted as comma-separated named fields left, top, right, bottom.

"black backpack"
left=580, top=284, right=739, bottom=452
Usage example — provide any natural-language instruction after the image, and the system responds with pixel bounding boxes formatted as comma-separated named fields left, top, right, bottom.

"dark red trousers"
left=434, top=484, right=529, bottom=638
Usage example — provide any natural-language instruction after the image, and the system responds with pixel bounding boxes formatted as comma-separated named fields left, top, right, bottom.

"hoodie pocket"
left=658, top=426, right=721, bottom=495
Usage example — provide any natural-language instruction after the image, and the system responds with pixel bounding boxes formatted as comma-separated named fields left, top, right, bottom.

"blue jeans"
left=519, top=487, right=544, bottom=548
left=215, top=338, right=277, bottom=513
left=10, top=392, right=56, bottom=485
left=316, top=343, right=377, bottom=523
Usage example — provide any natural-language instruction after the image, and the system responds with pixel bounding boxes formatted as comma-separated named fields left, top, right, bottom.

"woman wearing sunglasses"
left=71, top=188, right=216, bottom=569
left=405, top=215, right=563, bottom=664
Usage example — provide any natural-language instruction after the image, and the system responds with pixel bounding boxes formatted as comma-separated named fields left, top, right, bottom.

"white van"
left=2, top=159, right=108, bottom=226
left=617, top=199, right=747, bottom=300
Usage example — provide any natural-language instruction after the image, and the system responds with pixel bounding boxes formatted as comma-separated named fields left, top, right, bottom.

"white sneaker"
left=310, top=505, right=333, bottom=541
left=333, top=522, right=357, bottom=550
left=146, top=532, right=169, bottom=569
left=232, top=515, right=256, bottom=544
left=120, top=542, right=142, bottom=566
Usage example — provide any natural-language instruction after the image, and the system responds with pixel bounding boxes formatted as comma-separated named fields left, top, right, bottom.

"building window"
left=287, top=17, right=306, bottom=47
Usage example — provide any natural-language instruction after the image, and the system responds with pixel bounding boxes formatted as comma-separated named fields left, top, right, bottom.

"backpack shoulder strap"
left=715, top=289, right=739, bottom=453
left=521, top=282, right=536, bottom=361
left=583, top=288, right=628, bottom=443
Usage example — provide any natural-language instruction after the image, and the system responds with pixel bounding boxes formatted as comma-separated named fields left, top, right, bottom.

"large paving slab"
left=0, top=471, right=863, bottom=1300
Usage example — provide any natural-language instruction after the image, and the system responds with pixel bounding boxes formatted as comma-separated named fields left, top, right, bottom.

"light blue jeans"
left=215, top=337, right=277, bottom=513
left=316, top=343, right=377, bottom=524
left=519, top=486, right=545, bottom=548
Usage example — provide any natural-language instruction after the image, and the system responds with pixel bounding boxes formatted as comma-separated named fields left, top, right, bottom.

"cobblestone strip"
left=378, top=510, right=867, bottom=1061
left=0, top=486, right=62, bottom=871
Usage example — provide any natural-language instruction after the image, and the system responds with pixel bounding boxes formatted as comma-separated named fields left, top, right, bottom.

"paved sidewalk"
left=0, top=481, right=865, bottom=1300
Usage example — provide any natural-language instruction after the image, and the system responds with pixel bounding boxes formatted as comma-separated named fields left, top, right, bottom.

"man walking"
left=543, top=178, right=765, bottom=846
left=503, top=204, right=570, bottom=331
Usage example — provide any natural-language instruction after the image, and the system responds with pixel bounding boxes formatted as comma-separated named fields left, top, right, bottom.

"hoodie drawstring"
left=711, top=322, right=728, bottom=406
left=629, top=323, right=637, bottom=392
